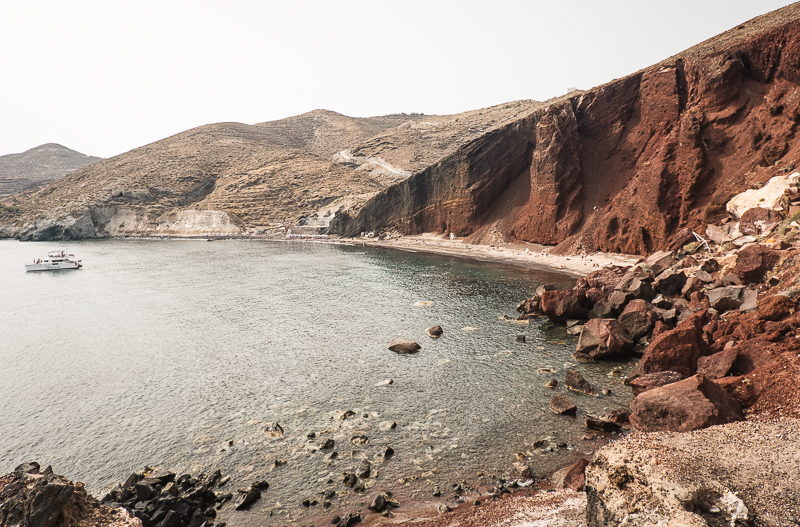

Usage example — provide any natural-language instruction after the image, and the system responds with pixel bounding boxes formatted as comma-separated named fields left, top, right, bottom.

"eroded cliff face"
left=334, top=4, right=800, bottom=255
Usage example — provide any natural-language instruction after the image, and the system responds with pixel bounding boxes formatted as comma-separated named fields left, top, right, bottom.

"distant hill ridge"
left=0, top=102, right=540, bottom=239
left=0, top=143, right=102, bottom=198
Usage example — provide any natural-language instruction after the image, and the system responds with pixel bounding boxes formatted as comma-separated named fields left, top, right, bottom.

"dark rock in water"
left=264, top=422, right=284, bottom=437
left=516, top=296, right=541, bottom=314
left=321, top=438, right=335, bottom=450
left=426, top=325, right=443, bottom=338
left=585, top=415, right=622, bottom=433
left=342, top=473, right=358, bottom=487
left=235, top=487, right=261, bottom=510
left=601, top=409, right=631, bottom=424
left=339, top=512, right=362, bottom=526
left=383, top=446, right=395, bottom=460
left=545, top=379, right=558, bottom=388
left=549, top=393, right=578, bottom=415
left=252, top=480, right=269, bottom=490
left=350, top=434, right=369, bottom=445
left=629, top=374, right=745, bottom=432
left=564, top=369, right=598, bottom=396
left=369, top=494, right=387, bottom=512
left=540, top=289, right=590, bottom=323
left=515, top=334, right=526, bottom=343
left=307, top=431, right=316, bottom=439
left=356, top=461, right=371, bottom=479
left=388, top=338, right=421, bottom=353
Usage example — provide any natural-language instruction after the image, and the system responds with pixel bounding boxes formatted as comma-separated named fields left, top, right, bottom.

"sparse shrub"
left=683, top=241, right=700, bottom=254
left=0, top=203, right=20, bottom=214
left=779, top=285, right=800, bottom=300
left=778, top=211, right=800, bottom=243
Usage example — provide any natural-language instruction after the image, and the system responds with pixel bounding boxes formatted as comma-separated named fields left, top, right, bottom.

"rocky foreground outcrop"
left=0, top=462, right=138, bottom=527
left=585, top=419, right=800, bottom=527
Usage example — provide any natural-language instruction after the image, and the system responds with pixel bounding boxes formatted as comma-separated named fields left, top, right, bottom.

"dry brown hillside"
left=0, top=102, right=542, bottom=240
left=0, top=143, right=101, bottom=198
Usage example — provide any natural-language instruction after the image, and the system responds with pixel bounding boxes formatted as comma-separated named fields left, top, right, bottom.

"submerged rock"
left=549, top=393, right=578, bottom=415
left=564, top=369, right=598, bottom=396
left=388, top=338, right=421, bottom=353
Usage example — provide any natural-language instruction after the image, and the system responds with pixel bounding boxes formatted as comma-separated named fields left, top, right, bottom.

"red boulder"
left=629, top=374, right=745, bottom=432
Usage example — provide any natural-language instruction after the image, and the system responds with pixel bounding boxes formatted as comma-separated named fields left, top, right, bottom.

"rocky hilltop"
left=0, top=143, right=101, bottom=198
left=0, top=105, right=540, bottom=240
left=332, top=4, right=800, bottom=255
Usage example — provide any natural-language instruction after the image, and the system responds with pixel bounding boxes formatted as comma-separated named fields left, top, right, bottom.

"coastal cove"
left=0, top=238, right=634, bottom=525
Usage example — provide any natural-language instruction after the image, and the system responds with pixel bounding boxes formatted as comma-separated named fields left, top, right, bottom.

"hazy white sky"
left=0, top=1, right=794, bottom=158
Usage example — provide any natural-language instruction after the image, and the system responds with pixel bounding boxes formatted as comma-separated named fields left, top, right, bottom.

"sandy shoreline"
left=341, top=233, right=641, bottom=277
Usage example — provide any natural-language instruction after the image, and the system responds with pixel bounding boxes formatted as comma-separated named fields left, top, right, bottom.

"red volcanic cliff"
left=333, top=4, right=800, bottom=255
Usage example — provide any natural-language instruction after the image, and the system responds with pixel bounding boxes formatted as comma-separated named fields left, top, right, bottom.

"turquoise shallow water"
left=0, top=238, right=632, bottom=524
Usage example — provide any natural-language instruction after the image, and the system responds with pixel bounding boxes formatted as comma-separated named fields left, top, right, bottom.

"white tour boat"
left=25, top=250, right=82, bottom=272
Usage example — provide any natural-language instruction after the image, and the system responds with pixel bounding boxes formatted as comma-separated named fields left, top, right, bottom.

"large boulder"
left=550, top=458, right=590, bottom=492
left=653, top=269, right=687, bottom=296
left=629, top=375, right=744, bottom=432
left=617, top=300, right=660, bottom=341
left=388, top=338, right=421, bottom=353
left=707, top=286, right=745, bottom=311
left=626, top=371, right=685, bottom=395
left=726, top=173, right=798, bottom=219
left=579, top=266, right=627, bottom=292
left=638, top=325, right=711, bottom=377
left=540, top=289, right=590, bottom=323
left=757, top=294, right=796, bottom=321
left=696, top=348, right=738, bottom=379
left=734, top=245, right=780, bottom=283
left=516, top=296, right=541, bottom=314
left=644, top=250, right=675, bottom=276
left=739, top=207, right=782, bottom=236
left=575, top=319, right=633, bottom=360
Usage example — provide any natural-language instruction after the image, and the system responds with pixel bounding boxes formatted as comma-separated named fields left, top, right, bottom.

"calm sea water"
left=0, top=239, right=632, bottom=524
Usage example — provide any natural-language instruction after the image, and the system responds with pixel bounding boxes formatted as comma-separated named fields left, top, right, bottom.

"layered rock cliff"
left=333, top=4, right=800, bottom=255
